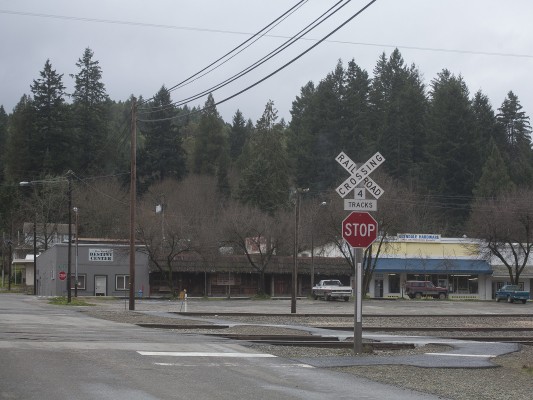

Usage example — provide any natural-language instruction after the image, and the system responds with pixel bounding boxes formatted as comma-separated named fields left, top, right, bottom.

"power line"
left=138, top=0, right=379, bottom=123
left=138, top=0, right=310, bottom=108
left=139, top=0, right=351, bottom=115
left=2, top=8, right=531, bottom=60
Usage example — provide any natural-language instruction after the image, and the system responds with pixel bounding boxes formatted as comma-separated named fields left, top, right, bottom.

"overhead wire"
left=138, top=0, right=309, bottom=109
left=2, top=8, right=531, bottom=60
left=138, top=0, right=378, bottom=123
left=139, top=0, right=352, bottom=115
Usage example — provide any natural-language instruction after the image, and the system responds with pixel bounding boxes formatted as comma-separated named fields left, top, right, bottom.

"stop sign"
left=342, top=212, right=378, bottom=248
left=59, top=271, right=66, bottom=281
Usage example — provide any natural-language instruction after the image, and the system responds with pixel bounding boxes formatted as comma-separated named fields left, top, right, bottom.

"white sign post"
left=335, top=151, right=385, bottom=354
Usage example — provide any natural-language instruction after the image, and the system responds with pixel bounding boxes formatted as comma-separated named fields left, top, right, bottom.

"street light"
left=292, top=187, right=309, bottom=314
left=19, top=182, right=38, bottom=295
left=20, top=171, right=74, bottom=302
left=73, top=207, right=79, bottom=297
left=311, top=201, right=327, bottom=289
left=6, top=240, right=12, bottom=291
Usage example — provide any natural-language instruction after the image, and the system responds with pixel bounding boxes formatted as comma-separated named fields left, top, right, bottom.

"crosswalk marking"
left=138, top=351, right=276, bottom=358
left=153, top=362, right=314, bottom=368
left=426, top=353, right=496, bottom=358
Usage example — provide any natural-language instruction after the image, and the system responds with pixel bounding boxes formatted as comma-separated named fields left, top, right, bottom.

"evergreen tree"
left=470, top=91, right=508, bottom=187
left=496, top=91, right=533, bottom=186
left=193, top=94, right=228, bottom=176
left=4, top=95, right=36, bottom=182
left=238, top=100, right=290, bottom=214
left=71, top=48, right=111, bottom=175
left=0, top=106, right=8, bottom=182
left=288, top=61, right=346, bottom=191
left=287, top=81, right=319, bottom=188
left=424, top=69, right=477, bottom=229
left=228, top=110, right=248, bottom=162
left=473, top=139, right=514, bottom=199
left=30, top=59, right=70, bottom=175
left=342, top=60, right=371, bottom=160
left=137, top=86, right=187, bottom=192
left=368, top=49, right=428, bottom=183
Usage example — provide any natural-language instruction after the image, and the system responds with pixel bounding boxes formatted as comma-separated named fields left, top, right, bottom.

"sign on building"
left=89, top=249, right=114, bottom=262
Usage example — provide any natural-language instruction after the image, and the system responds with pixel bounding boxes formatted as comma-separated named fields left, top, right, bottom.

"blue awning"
left=374, top=258, right=491, bottom=275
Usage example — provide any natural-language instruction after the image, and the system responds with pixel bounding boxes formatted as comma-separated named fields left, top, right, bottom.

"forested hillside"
left=0, top=47, right=532, bottom=238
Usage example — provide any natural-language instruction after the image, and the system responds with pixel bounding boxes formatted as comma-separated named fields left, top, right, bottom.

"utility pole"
left=129, top=98, right=137, bottom=311
left=292, top=188, right=308, bottom=314
left=67, top=171, right=73, bottom=304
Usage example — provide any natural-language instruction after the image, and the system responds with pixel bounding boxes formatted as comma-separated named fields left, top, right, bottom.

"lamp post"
left=73, top=207, right=79, bottom=297
left=20, top=170, right=75, bottom=302
left=292, top=188, right=309, bottom=314
left=66, top=173, right=72, bottom=303
left=310, top=201, right=327, bottom=290
left=7, top=240, right=12, bottom=291
left=19, top=182, right=38, bottom=295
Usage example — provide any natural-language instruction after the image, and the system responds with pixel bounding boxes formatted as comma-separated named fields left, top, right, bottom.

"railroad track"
left=140, top=312, right=533, bottom=346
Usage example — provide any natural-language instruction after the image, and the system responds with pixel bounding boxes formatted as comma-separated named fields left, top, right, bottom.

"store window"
left=450, top=275, right=478, bottom=294
left=388, top=274, right=400, bottom=293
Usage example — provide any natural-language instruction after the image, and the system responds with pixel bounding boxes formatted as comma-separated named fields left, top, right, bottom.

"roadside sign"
left=335, top=152, right=385, bottom=198
left=344, top=199, right=377, bottom=211
left=342, top=212, right=378, bottom=248
left=59, top=271, right=66, bottom=281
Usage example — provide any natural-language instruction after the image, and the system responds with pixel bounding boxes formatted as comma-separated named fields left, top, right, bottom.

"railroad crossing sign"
left=58, top=271, right=66, bottom=281
left=342, top=211, right=378, bottom=248
left=335, top=151, right=385, bottom=200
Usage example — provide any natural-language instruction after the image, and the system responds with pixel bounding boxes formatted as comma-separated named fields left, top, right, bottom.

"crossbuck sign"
left=335, top=152, right=385, bottom=199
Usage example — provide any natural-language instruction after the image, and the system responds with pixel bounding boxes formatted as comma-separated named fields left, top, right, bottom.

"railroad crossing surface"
left=116, top=298, right=530, bottom=369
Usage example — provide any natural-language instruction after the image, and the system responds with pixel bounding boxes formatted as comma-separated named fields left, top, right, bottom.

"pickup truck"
left=495, top=285, right=530, bottom=304
left=312, top=280, right=352, bottom=301
left=404, top=280, right=448, bottom=299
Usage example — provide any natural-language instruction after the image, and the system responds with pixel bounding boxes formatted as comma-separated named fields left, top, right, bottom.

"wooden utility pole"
left=67, top=171, right=73, bottom=304
left=129, top=98, right=137, bottom=311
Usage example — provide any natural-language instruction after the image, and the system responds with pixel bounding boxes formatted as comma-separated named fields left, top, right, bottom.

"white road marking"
left=426, top=353, right=496, bottom=358
left=153, top=362, right=314, bottom=368
left=138, top=351, right=276, bottom=358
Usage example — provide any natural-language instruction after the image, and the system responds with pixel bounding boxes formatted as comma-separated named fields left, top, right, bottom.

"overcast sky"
left=1, top=0, right=532, bottom=124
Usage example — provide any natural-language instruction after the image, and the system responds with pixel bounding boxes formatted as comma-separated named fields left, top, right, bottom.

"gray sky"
left=1, top=0, right=532, bottom=124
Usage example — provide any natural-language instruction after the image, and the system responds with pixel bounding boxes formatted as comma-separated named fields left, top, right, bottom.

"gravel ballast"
left=80, top=300, right=533, bottom=400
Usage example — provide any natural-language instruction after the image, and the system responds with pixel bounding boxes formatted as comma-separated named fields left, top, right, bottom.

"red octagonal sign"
left=342, top=212, right=378, bottom=248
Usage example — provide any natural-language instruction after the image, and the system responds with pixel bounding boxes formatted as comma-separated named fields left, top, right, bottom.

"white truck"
left=312, top=279, right=352, bottom=301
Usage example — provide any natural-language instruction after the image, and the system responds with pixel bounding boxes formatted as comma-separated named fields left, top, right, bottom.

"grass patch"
left=523, top=364, right=533, bottom=375
left=252, top=293, right=271, bottom=300
left=48, top=296, right=94, bottom=306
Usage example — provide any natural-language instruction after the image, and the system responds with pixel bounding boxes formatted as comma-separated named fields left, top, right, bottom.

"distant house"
left=36, top=239, right=149, bottom=297
left=13, top=223, right=77, bottom=293
left=22, top=222, right=76, bottom=250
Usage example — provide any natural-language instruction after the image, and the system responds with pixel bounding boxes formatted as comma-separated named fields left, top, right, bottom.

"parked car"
left=404, top=280, right=448, bottom=299
left=495, top=285, right=530, bottom=304
left=312, top=279, right=352, bottom=301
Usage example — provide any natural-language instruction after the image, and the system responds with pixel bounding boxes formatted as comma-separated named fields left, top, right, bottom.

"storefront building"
left=36, top=242, right=149, bottom=297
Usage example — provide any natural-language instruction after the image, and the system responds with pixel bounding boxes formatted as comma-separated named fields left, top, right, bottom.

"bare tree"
left=219, top=201, right=291, bottom=294
left=468, top=188, right=533, bottom=284
left=320, top=172, right=438, bottom=294
left=20, top=177, right=69, bottom=250
left=73, top=177, right=129, bottom=239
left=136, top=176, right=223, bottom=295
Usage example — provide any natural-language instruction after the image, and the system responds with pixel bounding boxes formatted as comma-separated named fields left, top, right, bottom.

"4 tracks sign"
left=335, top=151, right=385, bottom=248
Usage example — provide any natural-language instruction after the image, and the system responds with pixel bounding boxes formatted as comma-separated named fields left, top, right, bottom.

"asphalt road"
left=0, top=295, right=449, bottom=400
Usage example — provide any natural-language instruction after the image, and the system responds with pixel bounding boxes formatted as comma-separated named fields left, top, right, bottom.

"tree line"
left=1, top=47, right=532, bottom=291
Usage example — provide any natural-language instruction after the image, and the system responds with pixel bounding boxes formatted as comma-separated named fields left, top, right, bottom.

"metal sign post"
left=335, top=151, right=385, bottom=354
